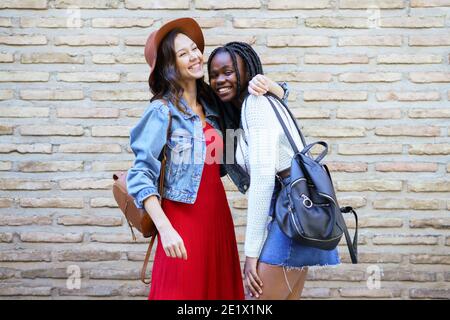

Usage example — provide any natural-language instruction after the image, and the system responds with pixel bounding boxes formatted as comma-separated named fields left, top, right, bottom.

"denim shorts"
left=259, top=176, right=340, bottom=269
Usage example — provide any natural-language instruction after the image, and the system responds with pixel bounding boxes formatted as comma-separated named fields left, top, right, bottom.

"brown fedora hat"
left=144, top=18, right=205, bottom=78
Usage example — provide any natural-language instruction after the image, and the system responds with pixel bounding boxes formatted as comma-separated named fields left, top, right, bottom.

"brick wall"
left=0, top=0, right=449, bottom=299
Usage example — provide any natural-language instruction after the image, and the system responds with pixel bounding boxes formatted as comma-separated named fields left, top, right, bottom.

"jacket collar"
left=163, top=94, right=220, bottom=120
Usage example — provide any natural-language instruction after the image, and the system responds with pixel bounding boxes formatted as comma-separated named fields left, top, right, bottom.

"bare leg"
left=245, top=262, right=307, bottom=300
left=286, top=267, right=308, bottom=300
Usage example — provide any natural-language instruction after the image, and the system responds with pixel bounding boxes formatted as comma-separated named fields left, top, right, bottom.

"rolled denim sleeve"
left=127, top=101, right=170, bottom=209
left=277, top=81, right=290, bottom=104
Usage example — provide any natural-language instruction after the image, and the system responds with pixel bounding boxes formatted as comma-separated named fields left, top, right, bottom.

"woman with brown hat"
left=126, top=18, right=286, bottom=300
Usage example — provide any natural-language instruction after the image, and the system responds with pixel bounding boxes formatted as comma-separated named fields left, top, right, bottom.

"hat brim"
left=145, top=18, right=205, bottom=78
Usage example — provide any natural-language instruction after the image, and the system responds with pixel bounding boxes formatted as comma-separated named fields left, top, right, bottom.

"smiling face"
left=209, top=51, right=248, bottom=103
left=173, top=33, right=204, bottom=82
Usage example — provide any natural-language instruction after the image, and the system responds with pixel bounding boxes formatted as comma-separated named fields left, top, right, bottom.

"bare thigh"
left=245, top=262, right=308, bottom=300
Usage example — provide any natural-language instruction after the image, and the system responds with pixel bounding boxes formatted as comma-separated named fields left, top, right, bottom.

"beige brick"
left=339, top=288, right=401, bottom=298
left=0, top=143, right=52, bottom=154
left=0, top=250, right=51, bottom=262
left=222, top=177, right=239, bottom=192
left=0, top=35, right=47, bottom=45
left=0, top=215, right=52, bottom=226
left=20, top=17, right=85, bottom=28
left=92, top=18, right=154, bottom=28
left=116, top=54, right=147, bottom=64
left=410, top=218, right=450, bottom=229
left=409, top=180, right=450, bottom=192
left=18, top=161, right=83, bottom=172
left=337, top=108, right=401, bottom=119
left=0, top=18, right=12, bottom=27
left=339, top=72, right=402, bottom=83
left=338, top=143, right=402, bottom=155
left=90, top=198, right=118, bottom=208
left=0, top=268, right=15, bottom=279
left=0, top=125, right=13, bottom=135
left=20, top=52, right=84, bottom=64
left=373, top=235, right=439, bottom=245
left=0, top=198, right=13, bottom=208
left=92, top=161, right=133, bottom=171
left=0, top=72, right=49, bottom=82
left=195, top=0, right=261, bottom=9
left=339, top=35, right=402, bottom=46
left=0, top=162, right=12, bottom=171
left=91, top=90, right=149, bottom=101
left=21, top=90, right=84, bottom=100
left=91, top=126, right=131, bottom=137
left=410, top=289, right=450, bottom=299
left=0, top=52, right=14, bottom=62
left=375, top=126, right=440, bottom=137
left=410, top=35, right=450, bottom=46
left=58, top=72, right=120, bottom=82
left=124, top=36, right=147, bottom=46
left=377, top=91, right=440, bottom=101
left=0, top=233, right=13, bottom=243
left=291, top=108, right=331, bottom=119
left=0, top=107, right=49, bottom=118
left=268, top=0, right=331, bottom=9
left=340, top=0, right=405, bottom=8
left=256, top=54, right=296, bottom=65
left=59, top=179, right=112, bottom=190
left=377, top=54, right=442, bottom=64
left=411, top=0, right=450, bottom=7
left=55, top=0, right=120, bottom=8
left=325, top=162, right=368, bottom=172
left=233, top=197, right=248, bottom=209
left=0, top=180, right=52, bottom=190
left=308, top=269, right=365, bottom=281
left=21, top=268, right=81, bottom=279
left=268, top=35, right=330, bottom=47
left=304, top=54, right=369, bottom=64
left=233, top=18, right=297, bottom=29
left=301, top=288, right=331, bottom=298
left=382, top=270, right=436, bottom=282
left=305, top=126, right=365, bottom=137
left=56, top=250, right=121, bottom=261
left=380, top=16, right=445, bottom=28
left=337, top=196, right=367, bottom=208
left=192, top=18, right=226, bottom=28
left=336, top=180, right=402, bottom=192
left=410, top=72, right=450, bottom=83
left=20, top=125, right=84, bottom=136
left=59, top=285, right=121, bottom=297
left=341, top=252, right=402, bottom=264
left=57, top=215, right=122, bottom=226
left=0, top=0, right=47, bottom=9
left=92, top=54, right=115, bottom=64
left=373, top=198, right=440, bottom=210
left=206, top=36, right=257, bottom=46
left=20, top=198, right=84, bottom=208
left=410, top=254, right=450, bottom=264
left=90, top=233, right=146, bottom=243
left=58, top=143, right=121, bottom=153
left=125, top=72, right=147, bottom=82
left=269, top=72, right=332, bottom=82
left=0, top=286, right=52, bottom=296
left=409, top=144, right=450, bottom=155
left=20, top=232, right=83, bottom=243
left=306, top=17, right=371, bottom=28
left=375, top=162, right=438, bottom=172
left=125, top=0, right=189, bottom=9
left=54, top=36, right=119, bottom=46
left=304, top=91, right=367, bottom=101
left=409, top=109, right=450, bottom=118
left=57, top=107, right=119, bottom=118
left=0, top=90, right=13, bottom=100
left=89, top=268, right=140, bottom=280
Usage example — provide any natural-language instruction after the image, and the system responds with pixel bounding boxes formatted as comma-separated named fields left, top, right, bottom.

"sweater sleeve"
left=242, top=95, right=278, bottom=258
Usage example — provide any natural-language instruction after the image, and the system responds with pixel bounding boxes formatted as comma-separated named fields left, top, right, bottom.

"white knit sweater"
left=236, top=95, right=306, bottom=258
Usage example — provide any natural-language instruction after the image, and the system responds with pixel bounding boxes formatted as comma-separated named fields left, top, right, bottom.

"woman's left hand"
left=248, top=74, right=270, bottom=96
left=243, top=256, right=263, bottom=298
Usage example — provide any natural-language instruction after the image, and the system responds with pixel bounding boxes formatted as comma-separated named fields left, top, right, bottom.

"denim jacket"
left=127, top=96, right=223, bottom=208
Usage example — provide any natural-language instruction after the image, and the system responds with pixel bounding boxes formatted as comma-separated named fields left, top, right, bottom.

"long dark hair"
left=149, top=29, right=213, bottom=114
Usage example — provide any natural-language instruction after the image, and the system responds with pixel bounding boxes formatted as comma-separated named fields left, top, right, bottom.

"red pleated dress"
left=148, top=122, right=245, bottom=300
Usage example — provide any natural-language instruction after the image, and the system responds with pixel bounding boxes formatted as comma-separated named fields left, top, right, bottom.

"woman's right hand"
left=158, top=224, right=188, bottom=260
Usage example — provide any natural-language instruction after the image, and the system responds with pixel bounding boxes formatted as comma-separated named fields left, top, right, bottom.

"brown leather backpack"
left=112, top=110, right=171, bottom=284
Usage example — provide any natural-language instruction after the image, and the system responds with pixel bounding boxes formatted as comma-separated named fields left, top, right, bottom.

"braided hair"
left=207, top=41, right=263, bottom=99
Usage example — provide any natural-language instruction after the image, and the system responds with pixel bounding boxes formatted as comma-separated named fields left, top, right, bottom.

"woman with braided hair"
left=208, top=42, right=340, bottom=300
